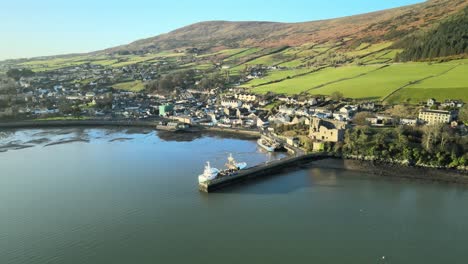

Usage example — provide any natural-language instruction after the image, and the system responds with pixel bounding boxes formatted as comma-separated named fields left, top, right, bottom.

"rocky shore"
left=310, top=158, right=468, bottom=185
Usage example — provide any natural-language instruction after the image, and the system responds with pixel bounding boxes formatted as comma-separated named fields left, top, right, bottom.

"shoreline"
left=0, top=119, right=261, bottom=137
left=1, top=120, right=466, bottom=185
left=0, top=119, right=160, bottom=129
left=310, top=158, right=468, bottom=185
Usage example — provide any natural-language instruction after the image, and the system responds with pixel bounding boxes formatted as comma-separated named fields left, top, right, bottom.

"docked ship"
left=198, top=154, right=247, bottom=184
left=257, top=137, right=283, bottom=152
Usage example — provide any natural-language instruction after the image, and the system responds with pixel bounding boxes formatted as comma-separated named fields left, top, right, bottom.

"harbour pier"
left=199, top=152, right=331, bottom=193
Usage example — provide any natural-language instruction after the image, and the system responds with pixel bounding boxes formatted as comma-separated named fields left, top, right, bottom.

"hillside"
left=395, top=5, right=468, bottom=61
left=1, top=0, right=468, bottom=104
left=106, top=0, right=468, bottom=54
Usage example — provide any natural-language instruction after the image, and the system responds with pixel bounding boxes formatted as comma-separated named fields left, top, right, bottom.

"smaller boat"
left=156, top=121, right=189, bottom=132
left=257, top=138, right=282, bottom=152
left=225, top=153, right=247, bottom=171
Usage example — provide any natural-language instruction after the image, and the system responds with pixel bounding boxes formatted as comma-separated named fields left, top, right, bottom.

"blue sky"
left=1, top=0, right=423, bottom=60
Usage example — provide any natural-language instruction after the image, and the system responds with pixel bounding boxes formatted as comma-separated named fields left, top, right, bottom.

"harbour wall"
left=199, top=152, right=331, bottom=192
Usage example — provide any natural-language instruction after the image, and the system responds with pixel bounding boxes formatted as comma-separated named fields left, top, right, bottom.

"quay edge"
left=199, top=152, right=332, bottom=193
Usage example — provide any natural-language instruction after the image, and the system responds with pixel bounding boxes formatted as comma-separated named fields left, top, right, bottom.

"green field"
left=249, top=60, right=468, bottom=103
left=113, top=80, right=146, bottom=91
left=223, top=48, right=263, bottom=62
left=346, top=42, right=393, bottom=57
left=5, top=38, right=467, bottom=104
left=111, top=54, right=161, bottom=68
left=310, top=63, right=454, bottom=100
left=386, top=63, right=468, bottom=103
left=278, top=58, right=309, bottom=68
left=385, top=87, right=468, bottom=104
left=243, top=69, right=313, bottom=87
left=91, top=59, right=119, bottom=66
left=197, top=48, right=248, bottom=59
left=19, top=56, right=91, bottom=71
left=252, top=65, right=379, bottom=94
left=231, top=54, right=291, bottom=71
left=16, top=51, right=188, bottom=72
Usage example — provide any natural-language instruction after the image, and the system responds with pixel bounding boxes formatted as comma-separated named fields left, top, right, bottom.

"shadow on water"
left=156, top=130, right=256, bottom=142
left=212, top=163, right=344, bottom=195
left=156, top=131, right=204, bottom=142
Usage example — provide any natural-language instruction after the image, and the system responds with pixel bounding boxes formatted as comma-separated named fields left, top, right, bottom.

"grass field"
left=193, top=63, right=215, bottom=70
left=17, top=51, right=186, bottom=71
left=223, top=48, right=263, bottom=62
left=310, top=63, right=454, bottom=100
left=197, top=48, right=248, bottom=59
left=243, top=69, right=313, bottom=87
left=278, top=59, right=308, bottom=68
left=386, top=63, right=468, bottom=103
left=5, top=41, right=467, bottom=104
left=231, top=53, right=292, bottom=71
left=113, top=80, right=146, bottom=91
left=405, top=63, right=468, bottom=89
left=19, top=56, right=91, bottom=71
left=252, top=65, right=379, bottom=94
left=346, top=42, right=393, bottom=58
left=249, top=60, right=467, bottom=103
left=111, top=54, right=161, bottom=68
left=385, top=88, right=468, bottom=104
left=91, top=59, right=119, bottom=66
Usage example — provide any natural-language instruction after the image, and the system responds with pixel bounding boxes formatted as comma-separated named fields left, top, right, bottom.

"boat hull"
left=257, top=139, right=275, bottom=152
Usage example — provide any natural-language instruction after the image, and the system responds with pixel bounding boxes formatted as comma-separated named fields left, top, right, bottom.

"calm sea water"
left=0, top=128, right=467, bottom=264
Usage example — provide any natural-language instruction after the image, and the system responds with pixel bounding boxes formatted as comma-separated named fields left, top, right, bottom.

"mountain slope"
left=2, top=0, right=468, bottom=104
left=105, top=0, right=468, bottom=54
left=395, top=5, right=468, bottom=61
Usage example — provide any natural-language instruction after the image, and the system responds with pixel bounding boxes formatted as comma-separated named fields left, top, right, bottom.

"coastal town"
left=2, top=0, right=468, bottom=262
left=0, top=62, right=467, bottom=169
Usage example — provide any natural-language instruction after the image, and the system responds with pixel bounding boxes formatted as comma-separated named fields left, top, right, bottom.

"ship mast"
left=225, top=153, right=237, bottom=169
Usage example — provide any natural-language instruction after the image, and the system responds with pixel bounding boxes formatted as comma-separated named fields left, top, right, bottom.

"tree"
left=0, top=77, right=17, bottom=94
left=387, top=104, right=419, bottom=118
left=459, top=104, right=468, bottom=123
left=421, top=124, right=444, bottom=152
left=71, top=106, right=82, bottom=118
left=6, top=68, right=34, bottom=81
left=394, top=7, right=468, bottom=61
left=330, top=91, right=344, bottom=101
left=353, top=112, right=373, bottom=126
left=58, top=100, right=73, bottom=115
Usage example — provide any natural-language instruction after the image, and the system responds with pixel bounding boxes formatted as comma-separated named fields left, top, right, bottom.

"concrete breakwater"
left=199, top=152, right=331, bottom=193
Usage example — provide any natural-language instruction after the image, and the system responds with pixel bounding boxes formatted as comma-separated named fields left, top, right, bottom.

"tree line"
left=394, top=7, right=468, bottom=61
left=326, top=124, right=467, bottom=169
left=146, top=70, right=228, bottom=94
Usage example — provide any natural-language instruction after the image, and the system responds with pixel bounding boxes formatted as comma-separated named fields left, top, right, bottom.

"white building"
left=221, top=100, right=242, bottom=108
left=419, top=109, right=454, bottom=125
left=235, top=93, right=257, bottom=102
